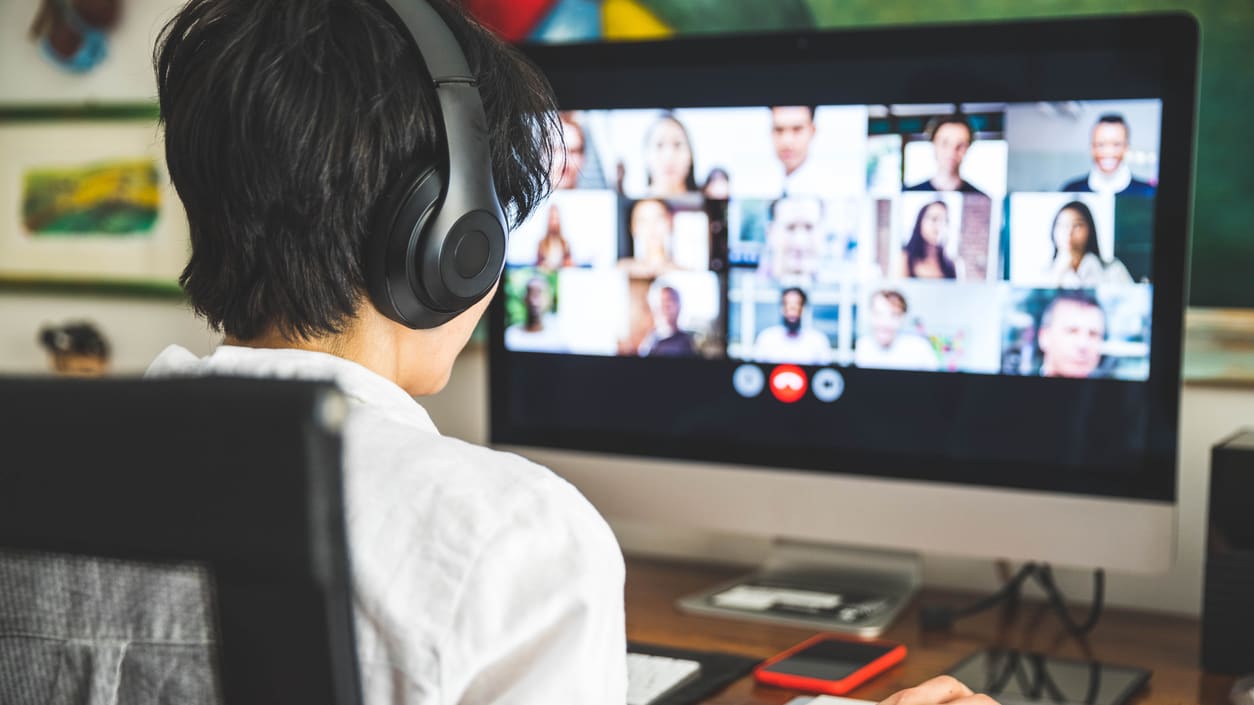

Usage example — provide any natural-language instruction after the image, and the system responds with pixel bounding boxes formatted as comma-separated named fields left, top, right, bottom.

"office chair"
left=0, top=377, right=362, bottom=705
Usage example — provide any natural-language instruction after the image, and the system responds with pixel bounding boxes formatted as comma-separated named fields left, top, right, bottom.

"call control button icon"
left=812, top=368, right=845, bottom=403
left=732, top=364, right=766, bottom=398
left=769, top=365, right=808, bottom=404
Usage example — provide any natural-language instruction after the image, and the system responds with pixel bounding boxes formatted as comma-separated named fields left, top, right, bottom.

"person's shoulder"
left=804, top=328, right=830, bottom=345
left=904, top=180, right=932, bottom=192
left=1123, top=179, right=1156, bottom=196
left=959, top=180, right=988, bottom=197
left=1061, top=177, right=1089, bottom=192
left=755, top=325, right=784, bottom=342
left=347, top=410, right=601, bottom=529
left=901, top=334, right=938, bottom=359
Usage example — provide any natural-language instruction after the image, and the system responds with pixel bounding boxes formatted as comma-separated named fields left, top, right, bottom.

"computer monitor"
left=489, top=15, right=1196, bottom=600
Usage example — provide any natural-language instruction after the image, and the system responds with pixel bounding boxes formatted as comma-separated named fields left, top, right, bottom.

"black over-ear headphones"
left=365, top=0, right=507, bottom=329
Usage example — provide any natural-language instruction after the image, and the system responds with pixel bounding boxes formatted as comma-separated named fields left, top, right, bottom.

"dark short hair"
left=781, top=286, right=807, bottom=307
left=770, top=105, right=817, bottom=121
left=156, top=0, right=558, bottom=340
left=1094, top=113, right=1130, bottom=140
left=1040, top=290, right=1105, bottom=331
left=39, top=322, right=110, bottom=360
left=925, top=115, right=973, bottom=143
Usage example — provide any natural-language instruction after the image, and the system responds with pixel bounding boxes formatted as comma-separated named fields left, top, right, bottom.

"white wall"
left=0, top=292, right=218, bottom=375
left=0, top=0, right=180, bottom=105
left=423, top=344, right=1253, bottom=617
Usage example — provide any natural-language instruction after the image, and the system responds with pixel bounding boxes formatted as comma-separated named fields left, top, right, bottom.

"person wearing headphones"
left=2, top=2, right=993, bottom=704
left=9, top=1, right=624, bottom=703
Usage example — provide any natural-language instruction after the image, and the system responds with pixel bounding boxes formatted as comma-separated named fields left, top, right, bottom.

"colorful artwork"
left=28, top=0, right=121, bottom=74
left=22, top=158, right=160, bottom=237
left=466, top=0, right=600, bottom=42
left=0, top=114, right=188, bottom=295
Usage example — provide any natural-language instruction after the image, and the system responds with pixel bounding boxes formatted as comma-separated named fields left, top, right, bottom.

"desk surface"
left=625, top=557, right=1238, bottom=705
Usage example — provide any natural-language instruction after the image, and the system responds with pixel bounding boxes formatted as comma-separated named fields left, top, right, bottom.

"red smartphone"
left=754, top=633, right=907, bottom=695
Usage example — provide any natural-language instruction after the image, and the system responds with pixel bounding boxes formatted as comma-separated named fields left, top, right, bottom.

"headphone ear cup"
left=364, top=165, right=445, bottom=327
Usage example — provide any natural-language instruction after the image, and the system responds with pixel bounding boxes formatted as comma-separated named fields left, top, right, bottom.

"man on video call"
left=856, top=289, right=939, bottom=371
left=1038, top=292, right=1108, bottom=379
left=638, top=280, right=698, bottom=357
left=771, top=105, right=826, bottom=196
left=0, top=1, right=997, bottom=704
left=763, top=195, right=825, bottom=285
left=754, top=287, right=833, bottom=365
left=905, top=115, right=987, bottom=197
left=1061, top=113, right=1155, bottom=196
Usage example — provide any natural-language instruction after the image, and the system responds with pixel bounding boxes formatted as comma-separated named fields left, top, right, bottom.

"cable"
left=919, top=562, right=1037, bottom=630
left=920, top=562, right=1105, bottom=637
left=1034, top=564, right=1105, bottom=637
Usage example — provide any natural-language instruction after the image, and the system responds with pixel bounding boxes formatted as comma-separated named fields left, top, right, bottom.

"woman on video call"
left=897, top=200, right=959, bottom=279
left=1045, top=200, right=1132, bottom=287
left=643, top=112, right=699, bottom=197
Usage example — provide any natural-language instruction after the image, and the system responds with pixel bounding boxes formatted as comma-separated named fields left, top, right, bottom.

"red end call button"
left=769, top=365, right=808, bottom=403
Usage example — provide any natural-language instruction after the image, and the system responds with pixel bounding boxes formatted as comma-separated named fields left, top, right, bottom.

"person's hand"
left=878, top=675, right=999, bottom=705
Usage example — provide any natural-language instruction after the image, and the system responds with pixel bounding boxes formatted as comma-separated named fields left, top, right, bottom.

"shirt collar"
left=1087, top=164, right=1133, bottom=194
left=145, top=344, right=438, bottom=434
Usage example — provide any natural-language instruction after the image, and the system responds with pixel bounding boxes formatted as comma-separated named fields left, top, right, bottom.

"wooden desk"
left=625, top=557, right=1239, bottom=705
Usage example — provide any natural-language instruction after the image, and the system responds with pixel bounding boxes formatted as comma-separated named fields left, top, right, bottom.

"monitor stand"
left=675, top=539, right=920, bottom=637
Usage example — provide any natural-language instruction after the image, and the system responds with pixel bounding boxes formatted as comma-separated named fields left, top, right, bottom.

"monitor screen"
left=491, top=16, right=1195, bottom=505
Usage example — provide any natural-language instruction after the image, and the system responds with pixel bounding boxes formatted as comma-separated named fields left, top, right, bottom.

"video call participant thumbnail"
left=905, top=115, right=987, bottom=197
left=637, top=279, right=697, bottom=357
left=855, top=290, right=939, bottom=371
left=1045, top=200, right=1132, bottom=287
left=770, top=105, right=825, bottom=196
left=762, top=195, right=824, bottom=285
left=620, top=198, right=675, bottom=278
left=1062, top=113, right=1155, bottom=196
left=643, top=112, right=699, bottom=197
left=1038, top=291, right=1107, bottom=379
left=898, top=200, right=959, bottom=280
left=753, top=287, right=833, bottom=365
left=505, top=274, right=568, bottom=353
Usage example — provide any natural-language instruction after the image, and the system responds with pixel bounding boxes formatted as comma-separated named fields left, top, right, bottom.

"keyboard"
left=626, top=651, right=702, bottom=705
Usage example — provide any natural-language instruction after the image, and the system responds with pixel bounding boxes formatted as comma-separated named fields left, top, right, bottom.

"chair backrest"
left=0, top=376, right=362, bottom=705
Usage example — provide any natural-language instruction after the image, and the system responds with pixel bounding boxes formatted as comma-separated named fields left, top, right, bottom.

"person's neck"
left=930, top=171, right=962, bottom=191
left=1069, top=250, right=1084, bottom=270
left=225, top=313, right=401, bottom=389
left=784, top=159, right=805, bottom=177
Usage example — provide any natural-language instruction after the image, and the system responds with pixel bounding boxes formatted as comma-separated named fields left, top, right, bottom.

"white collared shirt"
left=752, top=325, right=833, bottom=365
left=1086, top=164, right=1133, bottom=194
left=146, top=345, right=627, bottom=705
left=781, top=157, right=830, bottom=198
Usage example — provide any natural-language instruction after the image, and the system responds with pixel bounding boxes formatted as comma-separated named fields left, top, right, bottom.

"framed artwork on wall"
left=0, top=107, right=186, bottom=296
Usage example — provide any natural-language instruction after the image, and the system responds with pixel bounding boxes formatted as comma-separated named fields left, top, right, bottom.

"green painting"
left=22, top=158, right=161, bottom=237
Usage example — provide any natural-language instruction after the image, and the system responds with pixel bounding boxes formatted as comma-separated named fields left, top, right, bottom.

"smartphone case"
left=753, top=633, right=907, bottom=695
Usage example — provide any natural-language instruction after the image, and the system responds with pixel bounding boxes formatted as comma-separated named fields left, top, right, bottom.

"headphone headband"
left=365, top=0, right=508, bottom=329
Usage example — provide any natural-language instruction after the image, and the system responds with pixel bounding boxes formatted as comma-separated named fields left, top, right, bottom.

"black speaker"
left=1202, top=429, right=1254, bottom=674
